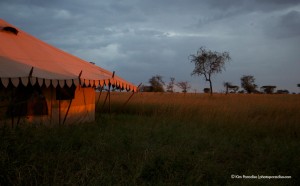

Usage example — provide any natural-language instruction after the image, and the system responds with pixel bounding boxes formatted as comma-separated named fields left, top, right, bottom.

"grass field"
left=1, top=92, right=300, bottom=185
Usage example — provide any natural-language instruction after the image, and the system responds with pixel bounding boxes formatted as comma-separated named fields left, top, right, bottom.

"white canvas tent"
left=0, top=19, right=137, bottom=125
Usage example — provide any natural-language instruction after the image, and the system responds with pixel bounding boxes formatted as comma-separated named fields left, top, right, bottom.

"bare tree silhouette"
left=148, top=75, right=165, bottom=92
left=190, top=47, right=231, bottom=95
left=223, top=82, right=239, bottom=94
left=241, top=75, right=258, bottom=93
left=166, top=77, right=176, bottom=93
left=176, top=81, right=191, bottom=93
left=261, top=85, right=276, bottom=94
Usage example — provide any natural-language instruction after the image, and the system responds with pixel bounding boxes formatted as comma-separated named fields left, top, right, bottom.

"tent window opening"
left=56, top=84, right=76, bottom=100
left=5, top=84, right=48, bottom=117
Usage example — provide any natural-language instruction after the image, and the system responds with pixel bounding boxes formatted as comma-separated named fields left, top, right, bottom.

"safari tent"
left=0, top=19, right=137, bottom=125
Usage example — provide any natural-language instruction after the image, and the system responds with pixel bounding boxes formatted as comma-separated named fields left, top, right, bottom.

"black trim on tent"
left=2, top=26, right=19, bottom=35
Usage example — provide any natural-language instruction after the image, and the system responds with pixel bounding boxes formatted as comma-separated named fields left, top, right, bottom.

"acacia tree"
left=176, top=81, right=191, bottom=93
left=190, top=47, right=231, bottom=95
left=223, top=82, right=239, bottom=94
left=261, top=85, right=276, bottom=94
left=166, top=77, right=175, bottom=92
left=241, top=75, right=257, bottom=93
left=149, top=75, right=165, bottom=92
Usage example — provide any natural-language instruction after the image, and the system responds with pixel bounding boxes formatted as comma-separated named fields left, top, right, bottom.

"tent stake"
left=63, top=99, right=72, bottom=125
left=123, top=83, right=142, bottom=108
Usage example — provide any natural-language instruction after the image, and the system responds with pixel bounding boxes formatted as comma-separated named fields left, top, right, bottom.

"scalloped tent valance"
left=0, top=19, right=137, bottom=92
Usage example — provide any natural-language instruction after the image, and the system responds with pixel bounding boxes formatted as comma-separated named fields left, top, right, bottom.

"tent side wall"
left=0, top=86, right=95, bottom=125
left=52, top=86, right=95, bottom=125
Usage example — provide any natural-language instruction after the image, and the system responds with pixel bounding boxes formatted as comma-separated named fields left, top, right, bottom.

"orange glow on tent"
left=0, top=19, right=137, bottom=92
left=0, top=19, right=137, bottom=125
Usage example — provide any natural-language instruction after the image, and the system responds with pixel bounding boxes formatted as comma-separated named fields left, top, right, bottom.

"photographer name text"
left=231, top=174, right=291, bottom=179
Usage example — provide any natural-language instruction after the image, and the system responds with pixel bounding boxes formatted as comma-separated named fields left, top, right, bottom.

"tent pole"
left=108, top=84, right=111, bottom=115
left=50, top=85, right=53, bottom=125
left=100, top=87, right=109, bottom=114
left=10, top=86, right=14, bottom=128
left=96, top=86, right=103, bottom=110
left=16, top=105, right=21, bottom=126
left=123, top=83, right=142, bottom=108
left=11, top=116, right=14, bottom=128
left=78, top=70, right=83, bottom=85
left=108, top=71, right=115, bottom=115
left=63, top=99, right=72, bottom=125
left=95, top=86, right=103, bottom=120
left=101, top=71, right=114, bottom=115
left=58, top=99, right=61, bottom=125
left=82, top=87, right=89, bottom=120
left=100, top=71, right=115, bottom=115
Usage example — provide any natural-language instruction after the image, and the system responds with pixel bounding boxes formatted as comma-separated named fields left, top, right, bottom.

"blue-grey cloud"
left=1, top=0, right=300, bottom=92
left=271, top=10, right=300, bottom=39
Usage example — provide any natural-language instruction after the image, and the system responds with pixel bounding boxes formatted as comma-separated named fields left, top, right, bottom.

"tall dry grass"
left=95, top=92, right=300, bottom=185
left=1, top=92, right=299, bottom=185
left=99, top=92, right=300, bottom=126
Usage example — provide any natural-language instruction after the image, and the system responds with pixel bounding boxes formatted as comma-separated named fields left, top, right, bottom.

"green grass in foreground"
left=1, top=93, right=300, bottom=185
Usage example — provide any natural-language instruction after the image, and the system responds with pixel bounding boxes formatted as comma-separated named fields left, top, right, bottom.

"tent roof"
left=0, top=19, right=137, bottom=91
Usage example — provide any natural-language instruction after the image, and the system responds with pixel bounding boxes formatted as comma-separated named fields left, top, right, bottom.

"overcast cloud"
left=1, top=0, right=300, bottom=92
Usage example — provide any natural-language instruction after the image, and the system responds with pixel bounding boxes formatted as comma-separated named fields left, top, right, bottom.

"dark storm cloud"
left=205, top=0, right=300, bottom=12
left=1, top=0, right=300, bottom=92
left=197, top=0, right=300, bottom=26
left=268, top=10, right=300, bottom=39
left=254, top=0, right=300, bottom=10
left=0, top=0, right=146, bottom=35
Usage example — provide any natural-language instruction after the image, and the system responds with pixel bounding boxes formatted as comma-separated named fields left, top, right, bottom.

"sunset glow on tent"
left=0, top=19, right=137, bottom=125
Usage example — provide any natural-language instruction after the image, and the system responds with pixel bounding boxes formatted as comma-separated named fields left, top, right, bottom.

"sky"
left=1, top=0, right=300, bottom=93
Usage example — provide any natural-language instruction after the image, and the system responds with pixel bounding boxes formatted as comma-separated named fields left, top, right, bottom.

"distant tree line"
left=142, top=73, right=296, bottom=94
left=141, top=46, right=298, bottom=94
left=140, top=76, right=191, bottom=93
left=206, top=75, right=291, bottom=94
